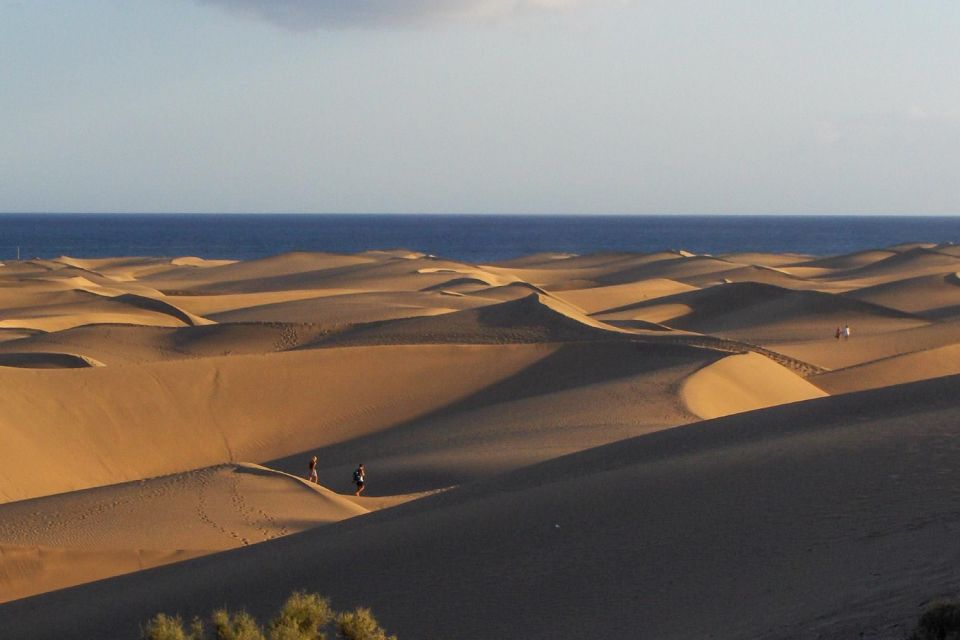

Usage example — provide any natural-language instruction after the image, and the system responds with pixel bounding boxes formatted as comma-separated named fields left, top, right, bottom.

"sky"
left=1, top=1, right=958, bottom=214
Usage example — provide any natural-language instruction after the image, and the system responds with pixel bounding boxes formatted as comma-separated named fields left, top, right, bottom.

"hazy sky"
left=1, top=1, right=958, bottom=214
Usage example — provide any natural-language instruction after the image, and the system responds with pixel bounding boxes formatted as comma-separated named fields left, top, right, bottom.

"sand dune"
left=310, top=293, right=631, bottom=347
left=610, top=281, right=927, bottom=342
left=269, top=340, right=713, bottom=494
left=0, top=344, right=559, bottom=503
left=142, top=251, right=378, bottom=291
left=6, top=375, right=960, bottom=639
left=819, top=246, right=960, bottom=284
left=164, top=289, right=368, bottom=316
left=0, top=352, right=103, bottom=369
left=786, top=248, right=898, bottom=271
left=680, top=352, right=827, bottom=419
left=0, top=323, right=321, bottom=365
left=769, top=317, right=960, bottom=370
left=812, top=343, right=960, bottom=394
left=6, top=246, right=960, bottom=640
left=718, top=251, right=813, bottom=266
left=105, top=293, right=213, bottom=326
left=0, top=296, right=204, bottom=332
left=206, top=290, right=484, bottom=325
left=847, top=272, right=960, bottom=318
left=0, top=545, right=206, bottom=608
left=481, top=251, right=690, bottom=289
left=147, top=253, right=497, bottom=296
left=679, top=263, right=829, bottom=290
left=0, top=329, right=38, bottom=344
left=592, top=253, right=741, bottom=285
left=549, top=279, right=697, bottom=314
left=0, top=463, right=392, bottom=602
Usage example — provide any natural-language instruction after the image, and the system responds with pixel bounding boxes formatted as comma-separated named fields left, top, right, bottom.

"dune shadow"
left=266, top=340, right=716, bottom=493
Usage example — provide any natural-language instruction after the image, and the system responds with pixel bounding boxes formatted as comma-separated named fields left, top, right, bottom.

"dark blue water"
left=0, top=214, right=958, bottom=263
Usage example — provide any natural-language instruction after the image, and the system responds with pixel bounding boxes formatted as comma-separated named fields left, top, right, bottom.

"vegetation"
left=268, top=592, right=334, bottom=640
left=141, top=591, right=395, bottom=640
left=336, top=608, right=397, bottom=640
left=908, top=600, right=960, bottom=640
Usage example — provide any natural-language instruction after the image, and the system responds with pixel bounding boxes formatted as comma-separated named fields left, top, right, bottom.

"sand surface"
left=2, top=246, right=960, bottom=638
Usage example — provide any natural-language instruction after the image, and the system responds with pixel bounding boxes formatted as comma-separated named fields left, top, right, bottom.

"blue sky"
left=1, top=1, right=958, bottom=214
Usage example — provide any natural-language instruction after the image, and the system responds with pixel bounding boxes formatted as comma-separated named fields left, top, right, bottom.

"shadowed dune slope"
left=483, top=252, right=686, bottom=287
left=140, top=252, right=378, bottom=292
left=847, top=272, right=960, bottom=318
left=593, top=254, right=740, bottom=285
left=718, top=252, right=813, bottom=266
left=0, top=352, right=103, bottom=369
left=206, top=290, right=486, bottom=325
left=786, top=249, right=898, bottom=271
left=0, top=345, right=557, bottom=503
left=309, top=293, right=631, bottom=347
left=0, top=464, right=372, bottom=603
left=0, top=290, right=211, bottom=332
left=106, top=293, right=213, bottom=326
left=0, top=323, right=330, bottom=366
left=819, top=247, right=960, bottom=284
left=613, top=281, right=927, bottom=342
left=680, top=264, right=820, bottom=290
left=164, top=289, right=368, bottom=317
left=769, top=317, right=960, bottom=370
left=148, top=253, right=502, bottom=295
left=813, top=343, right=960, bottom=394
left=268, top=341, right=712, bottom=494
left=5, top=375, right=960, bottom=640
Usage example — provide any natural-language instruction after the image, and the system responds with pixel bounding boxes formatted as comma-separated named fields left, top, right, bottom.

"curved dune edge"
left=812, top=343, right=960, bottom=395
left=170, top=256, right=237, bottom=268
left=0, top=291, right=214, bottom=333
left=0, top=352, right=105, bottom=369
left=313, top=292, right=633, bottom=348
left=0, top=462, right=429, bottom=603
left=680, top=352, right=828, bottom=420
left=105, top=293, right=214, bottom=327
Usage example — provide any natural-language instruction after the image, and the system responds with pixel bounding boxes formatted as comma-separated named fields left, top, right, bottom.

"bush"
left=268, top=591, right=334, bottom=640
left=188, top=617, right=206, bottom=640
left=336, top=608, right=397, bottom=640
left=142, top=592, right=395, bottom=640
left=212, top=609, right=265, bottom=640
left=909, top=600, right=960, bottom=640
left=143, top=613, right=189, bottom=640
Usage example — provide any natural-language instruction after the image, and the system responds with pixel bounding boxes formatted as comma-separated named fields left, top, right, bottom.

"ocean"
left=0, top=214, right=958, bottom=263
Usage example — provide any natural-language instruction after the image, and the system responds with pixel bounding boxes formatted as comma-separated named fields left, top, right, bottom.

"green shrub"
left=212, top=609, right=265, bottom=640
left=143, top=613, right=188, bottom=640
left=142, top=593, right=395, bottom=640
left=335, top=608, right=397, bottom=640
left=268, top=591, right=334, bottom=640
left=188, top=616, right=207, bottom=640
left=908, top=600, right=960, bottom=640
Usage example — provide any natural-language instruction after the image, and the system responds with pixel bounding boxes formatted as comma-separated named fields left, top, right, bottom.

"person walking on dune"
left=307, top=455, right=318, bottom=484
left=353, top=463, right=366, bottom=496
left=843, top=324, right=851, bottom=341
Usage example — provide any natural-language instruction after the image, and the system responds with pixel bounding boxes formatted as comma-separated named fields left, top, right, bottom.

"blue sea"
left=0, top=214, right=958, bottom=264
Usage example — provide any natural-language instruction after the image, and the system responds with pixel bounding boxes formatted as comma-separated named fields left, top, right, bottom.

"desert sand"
left=2, top=244, right=960, bottom=638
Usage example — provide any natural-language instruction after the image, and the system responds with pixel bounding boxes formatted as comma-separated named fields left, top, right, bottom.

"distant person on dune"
left=308, top=455, right=318, bottom=483
left=843, top=324, right=851, bottom=340
left=353, top=463, right=366, bottom=496
left=835, top=326, right=841, bottom=340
